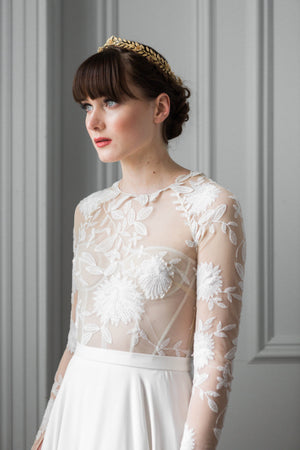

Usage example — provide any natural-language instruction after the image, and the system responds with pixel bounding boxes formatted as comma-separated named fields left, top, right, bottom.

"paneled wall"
left=1, top=1, right=299, bottom=449
left=0, top=1, right=49, bottom=448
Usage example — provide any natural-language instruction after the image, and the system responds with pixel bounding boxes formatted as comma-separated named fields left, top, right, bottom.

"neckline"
left=112, top=170, right=204, bottom=197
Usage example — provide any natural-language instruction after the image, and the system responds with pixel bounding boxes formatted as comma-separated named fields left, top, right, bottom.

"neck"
left=119, top=145, right=189, bottom=194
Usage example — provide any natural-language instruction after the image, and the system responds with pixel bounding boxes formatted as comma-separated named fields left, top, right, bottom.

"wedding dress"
left=32, top=171, right=246, bottom=450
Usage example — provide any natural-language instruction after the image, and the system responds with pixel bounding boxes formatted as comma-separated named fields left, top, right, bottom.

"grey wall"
left=1, top=1, right=300, bottom=449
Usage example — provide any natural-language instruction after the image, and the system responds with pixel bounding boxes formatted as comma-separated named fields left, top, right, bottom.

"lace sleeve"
left=31, top=205, right=81, bottom=450
left=180, top=191, right=246, bottom=450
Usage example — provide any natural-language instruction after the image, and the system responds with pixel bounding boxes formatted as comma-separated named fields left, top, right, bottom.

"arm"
left=31, top=205, right=81, bottom=450
left=180, top=191, right=246, bottom=450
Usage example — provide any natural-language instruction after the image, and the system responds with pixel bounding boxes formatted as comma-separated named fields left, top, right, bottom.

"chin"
left=96, top=152, right=121, bottom=164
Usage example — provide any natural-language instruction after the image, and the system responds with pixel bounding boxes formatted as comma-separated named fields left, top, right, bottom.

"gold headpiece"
left=97, top=36, right=182, bottom=85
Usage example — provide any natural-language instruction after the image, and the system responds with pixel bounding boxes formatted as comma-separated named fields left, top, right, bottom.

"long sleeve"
left=180, top=190, right=246, bottom=450
left=31, top=205, right=81, bottom=450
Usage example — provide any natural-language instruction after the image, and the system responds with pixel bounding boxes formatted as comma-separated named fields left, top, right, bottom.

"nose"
left=86, top=108, right=105, bottom=132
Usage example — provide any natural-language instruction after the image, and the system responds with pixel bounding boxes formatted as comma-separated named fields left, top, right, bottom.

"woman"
left=32, top=36, right=246, bottom=450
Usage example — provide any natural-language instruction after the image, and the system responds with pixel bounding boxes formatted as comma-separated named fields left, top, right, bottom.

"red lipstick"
left=94, top=137, right=112, bottom=148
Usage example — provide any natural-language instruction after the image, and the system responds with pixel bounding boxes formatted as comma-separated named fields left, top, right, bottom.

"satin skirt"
left=41, top=343, right=193, bottom=450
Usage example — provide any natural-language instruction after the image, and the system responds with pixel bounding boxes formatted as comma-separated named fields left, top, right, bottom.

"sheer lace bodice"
left=32, top=171, right=246, bottom=450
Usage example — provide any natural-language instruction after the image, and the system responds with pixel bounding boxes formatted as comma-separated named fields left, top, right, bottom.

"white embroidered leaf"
left=185, top=239, right=196, bottom=248
left=213, top=204, right=227, bottom=221
left=94, top=235, right=116, bottom=252
left=224, top=286, right=236, bottom=293
left=215, top=300, right=227, bottom=309
left=104, top=263, right=117, bottom=277
left=173, top=340, right=183, bottom=349
left=137, top=206, right=153, bottom=221
left=80, top=252, right=96, bottom=266
left=232, top=293, right=242, bottom=301
left=176, top=173, right=194, bottom=183
left=85, top=265, right=103, bottom=275
left=82, top=333, right=93, bottom=345
left=137, top=194, right=149, bottom=206
left=215, top=331, right=227, bottom=338
left=235, top=262, right=244, bottom=279
left=84, top=323, right=101, bottom=332
left=225, top=347, right=237, bottom=360
left=134, top=221, right=147, bottom=236
left=207, top=390, right=220, bottom=398
left=111, top=209, right=124, bottom=220
left=208, top=397, right=219, bottom=413
left=161, top=338, right=170, bottom=348
left=242, top=240, right=247, bottom=262
left=214, top=427, right=222, bottom=441
left=172, top=185, right=194, bottom=194
left=101, top=326, right=112, bottom=344
left=149, top=191, right=160, bottom=202
left=222, top=324, right=236, bottom=331
left=194, top=372, right=209, bottom=386
left=127, top=208, right=136, bottom=225
left=209, top=224, right=215, bottom=234
left=139, top=329, right=148, bottom=340
left=206, top=316, right=216, bottom=325
left=229, top=229, right=237, bottom=245
left=123, top=200, right=131, bottom=213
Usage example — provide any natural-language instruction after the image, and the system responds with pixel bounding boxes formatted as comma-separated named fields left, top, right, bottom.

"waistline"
left=74, top=342, right=192, bottom=372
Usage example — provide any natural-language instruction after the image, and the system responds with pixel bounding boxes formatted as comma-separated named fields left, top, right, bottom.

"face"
left=80, top=86, right=161, bottom=164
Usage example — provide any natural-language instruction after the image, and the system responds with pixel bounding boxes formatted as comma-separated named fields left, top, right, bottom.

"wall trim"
left=0, top=0, right=49, bottom=448
left=96, top=0, right=120, bottom=189
left=197, top=0, right=216, bottom=178
left=246, top=0, right=300, bottom=363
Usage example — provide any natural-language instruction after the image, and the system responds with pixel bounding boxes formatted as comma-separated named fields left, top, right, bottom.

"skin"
left=81, top=83, right=190, bottom=194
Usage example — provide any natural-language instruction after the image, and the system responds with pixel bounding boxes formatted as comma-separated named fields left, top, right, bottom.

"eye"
left=80, top=102, right=92, bottom=113
left=104, top=99, right=117, bottom=108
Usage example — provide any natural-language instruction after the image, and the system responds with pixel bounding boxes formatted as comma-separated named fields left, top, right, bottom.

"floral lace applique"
left=180, top=423, right=196, bottom=450
left=33, top=374, right=63, bottom=442
left=137, top=251, right=181, bottom=299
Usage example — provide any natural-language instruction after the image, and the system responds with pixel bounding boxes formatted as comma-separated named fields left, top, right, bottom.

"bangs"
left=72, top=49, right=137, bottom=103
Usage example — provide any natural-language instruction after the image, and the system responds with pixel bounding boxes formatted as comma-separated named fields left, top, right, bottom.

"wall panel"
left=0, top=0, right=48, bottom=448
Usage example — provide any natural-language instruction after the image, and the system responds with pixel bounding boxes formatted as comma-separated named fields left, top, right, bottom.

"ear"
left=153, top=93, right=170, bottom=124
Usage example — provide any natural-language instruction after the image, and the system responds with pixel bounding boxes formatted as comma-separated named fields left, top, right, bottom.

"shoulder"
left=176, top=172, right=241, bottom=218
left=75, top=184, right=119, bottom=221
left=175, top=172, right=244, bottom=245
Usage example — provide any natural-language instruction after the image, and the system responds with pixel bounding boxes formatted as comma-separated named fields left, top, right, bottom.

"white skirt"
left=41, top=343, right=193, bottom=450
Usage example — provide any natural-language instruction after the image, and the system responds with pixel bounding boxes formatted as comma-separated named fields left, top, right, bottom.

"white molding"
left=0, top=0, right=48, bottom=448
left=0, top=1, right=13, bottom=447
left=246, top=0, right=300, bottom=363
left=96, top=0, right=120, bottom=189
left=197, top=0, right=216, bottom=178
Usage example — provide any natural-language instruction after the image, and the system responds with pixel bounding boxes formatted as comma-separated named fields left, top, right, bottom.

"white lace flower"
left=197, top=262, right=222, bottom=302
left=193, top=329, right=215, bottom=369
left=180, top=423, right=196, bottom=450
left=93, top=275, right=144, bottom=326
left=138, top=255, right=175, bottom=299
left=185, top=181, right=220, bottom=215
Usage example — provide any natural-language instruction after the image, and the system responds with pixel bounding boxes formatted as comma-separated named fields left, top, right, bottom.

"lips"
left=94, top=137, right=112, bottom=148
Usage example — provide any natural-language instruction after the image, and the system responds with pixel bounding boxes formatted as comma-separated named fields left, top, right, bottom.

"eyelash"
left=80, top=103, right=92, bottom=112
left=80, top=98, right=117, bottom=112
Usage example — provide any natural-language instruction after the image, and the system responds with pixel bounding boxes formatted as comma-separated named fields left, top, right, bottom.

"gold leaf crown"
left=97, top=36, right=182, bottom=85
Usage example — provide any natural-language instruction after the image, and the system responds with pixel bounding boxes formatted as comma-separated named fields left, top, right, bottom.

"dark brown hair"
left=72, top=46, right=191, bottom=143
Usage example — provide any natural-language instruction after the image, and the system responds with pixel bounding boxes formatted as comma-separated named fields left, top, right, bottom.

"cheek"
left=112, top=109, right=152, bottom=139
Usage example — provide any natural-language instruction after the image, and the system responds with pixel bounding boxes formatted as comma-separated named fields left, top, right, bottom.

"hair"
left=72, top=45, right=191, bottom=143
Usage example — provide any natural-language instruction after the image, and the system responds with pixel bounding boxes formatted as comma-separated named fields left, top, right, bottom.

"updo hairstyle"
left=72, top=44, right=191, bottom=143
